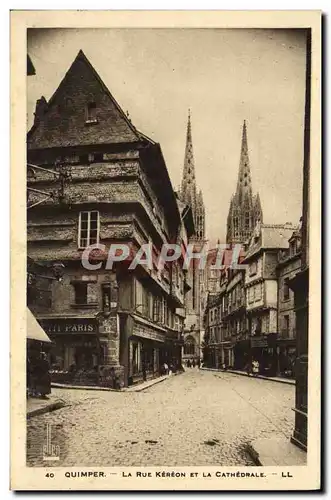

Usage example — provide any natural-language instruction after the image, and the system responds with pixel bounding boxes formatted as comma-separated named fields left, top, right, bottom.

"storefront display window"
left=132, top=341, right=142, bottom=375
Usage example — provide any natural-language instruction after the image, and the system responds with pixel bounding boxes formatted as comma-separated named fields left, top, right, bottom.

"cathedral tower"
left=179, top=110, right=206, bottom=363
left=180, top=110, right=205, bottom=241
left=226, top=120, right=263, bottom=245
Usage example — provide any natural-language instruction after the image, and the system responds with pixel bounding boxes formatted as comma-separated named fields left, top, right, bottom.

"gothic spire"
left=180, top=109, right=197, bottom=214
left=226, top=121, right=262, bottom=245
left=253, top=192, right=263, bottom=223
left=236, top=120, right=253, bottom=203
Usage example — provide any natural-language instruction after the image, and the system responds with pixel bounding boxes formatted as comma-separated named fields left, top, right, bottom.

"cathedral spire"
left=181, top=109, right=197, bottom=214
left=236, top=120, right=253, bottom=202
left=226, top=121, right=262, bottom=245
left=180, top=110, right=205, bottom=241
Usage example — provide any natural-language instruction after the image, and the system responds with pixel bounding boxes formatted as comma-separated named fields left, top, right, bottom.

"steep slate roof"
left=28, top=50, right=143, bottom=150
left=244, top=223, right=298, bottom=261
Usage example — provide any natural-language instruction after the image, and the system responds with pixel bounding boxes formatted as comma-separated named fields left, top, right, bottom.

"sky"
left=27, top=28, right=307, bottom=243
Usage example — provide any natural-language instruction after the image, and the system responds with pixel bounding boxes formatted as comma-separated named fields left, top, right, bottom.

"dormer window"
left=86, top=102, right=97, bottom=124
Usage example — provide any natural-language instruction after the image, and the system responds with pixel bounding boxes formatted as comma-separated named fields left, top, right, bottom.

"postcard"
left=11, top=10, right=321, bottom=491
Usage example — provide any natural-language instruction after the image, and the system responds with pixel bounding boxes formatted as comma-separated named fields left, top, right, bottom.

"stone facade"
left=203, top=222, right=301, bottom=377
left=27, top=49, right=188, bottom=388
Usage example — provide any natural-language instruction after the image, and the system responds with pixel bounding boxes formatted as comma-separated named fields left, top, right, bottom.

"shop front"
left=207, top=344, right=223, bottom=369
left=38, top=317, right=102, bottom=385
left=128, top=314, right=167, bottom=386
left=128, top=336, right=163, bottom=385
left=250, top=333, right=279, bottom=376
left=222, top=343, right=234, bottom=368
left=233, top=339, right=250, bottom=370
left=276, top=338, right=296, bottom=378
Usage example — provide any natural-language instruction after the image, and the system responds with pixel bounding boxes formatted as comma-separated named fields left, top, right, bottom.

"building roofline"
left=28, top=49, right=143, bottom=144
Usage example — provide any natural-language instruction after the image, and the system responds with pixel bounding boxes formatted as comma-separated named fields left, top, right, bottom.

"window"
left=249, top=262, right=257, bottom=276
left=184, top=339, right=195, bottom=355
left=74, top=283, right=88, bottom=305
left=290, top=241, right=296, bottom=256
left=283, top=315, right=289, bottom=335
left=163, top=298, right=167, bottom=325
left=79, top=154, right=89, bottom=164
left=265, top=315, right=270, bottom=333
left=234, top=216, right=239, bottom=232
left=255, top=283, right=262, bottom=301
left=248, top=286, right=255, bottom=304
left=78, top=211, right=100, bottom=248
left=153, top=297, right=161, bottom=322
left=174, top=315, right=180, bottom=332
left=142, top=288, right=149, bottom=318
left=102, top=283, right=111, bottom=312
left=94, top=153, right=104, bottom=162
left=148, top=294, right=154, bottom=320
left=86, top=102, right=97, bottom=123
left=245, top=212, right=250, bottom=230
left=283, top=278, right=290, bottom=300
left=132, top=342, right=142, bottom=375
left=168, top=308, right=173, bottom=328
left=135, top=279, right=149, bottom=317
left=64, top=154, right=79, bottom=164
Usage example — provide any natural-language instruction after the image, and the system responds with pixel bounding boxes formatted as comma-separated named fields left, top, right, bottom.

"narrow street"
left=27, top=369, right=295, bottom=467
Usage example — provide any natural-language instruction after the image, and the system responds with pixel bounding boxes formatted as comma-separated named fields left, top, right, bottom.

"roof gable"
left=244, top=224, right=298, bottom=260
left=28, top=50, right=141, bottom=150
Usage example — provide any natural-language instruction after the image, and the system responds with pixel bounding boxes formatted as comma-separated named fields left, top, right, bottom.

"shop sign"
left=251, top=336, right=268, bottom=348
left=39, top=318, right=98, bottom=334
left=132, top=325, right=165, bottom=344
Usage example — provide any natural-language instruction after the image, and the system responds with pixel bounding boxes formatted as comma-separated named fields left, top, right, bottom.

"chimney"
left=33, top=96, right=48, bottom=127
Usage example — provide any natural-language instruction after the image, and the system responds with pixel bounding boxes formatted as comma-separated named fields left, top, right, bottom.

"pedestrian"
left=252, top=359, right=260, bottom=377
left=246, top=362, right=252, bottom=376
left=169, top=362, right=173, bottom=376
left=192, top=359, right=195, bottom=368
left=163, top=362, right=169, bottom=375
left=35, top=352, right=51, bottom=398
left=187, top=359, right=191, bottom=368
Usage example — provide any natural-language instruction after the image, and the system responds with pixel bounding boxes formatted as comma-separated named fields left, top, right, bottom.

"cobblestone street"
left=27, top=369, right=295, bottom=467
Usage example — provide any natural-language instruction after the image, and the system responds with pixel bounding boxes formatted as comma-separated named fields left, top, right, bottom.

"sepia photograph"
left=11, top=10, right=321, bottom=491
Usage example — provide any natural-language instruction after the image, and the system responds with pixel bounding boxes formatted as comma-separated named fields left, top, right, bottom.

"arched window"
left=184, top=336, right=196, bottom=355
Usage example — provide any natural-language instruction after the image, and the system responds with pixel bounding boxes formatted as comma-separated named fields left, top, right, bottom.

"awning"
left=27, top=308, right=52, bottom=343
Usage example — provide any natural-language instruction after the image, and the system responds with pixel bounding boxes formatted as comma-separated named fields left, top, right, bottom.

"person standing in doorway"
left=252, top=359, right=260, bottom=377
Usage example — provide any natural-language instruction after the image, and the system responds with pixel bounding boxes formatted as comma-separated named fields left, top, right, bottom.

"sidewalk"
left=247, top=435, right=306, bottom=466
left=200, top=367, right=295, bottom=386
left=51, top=373, right=176, bottom=393
left=123, top=374, right=169, bottom=392
left=27, top=394, right=67, bottom=419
